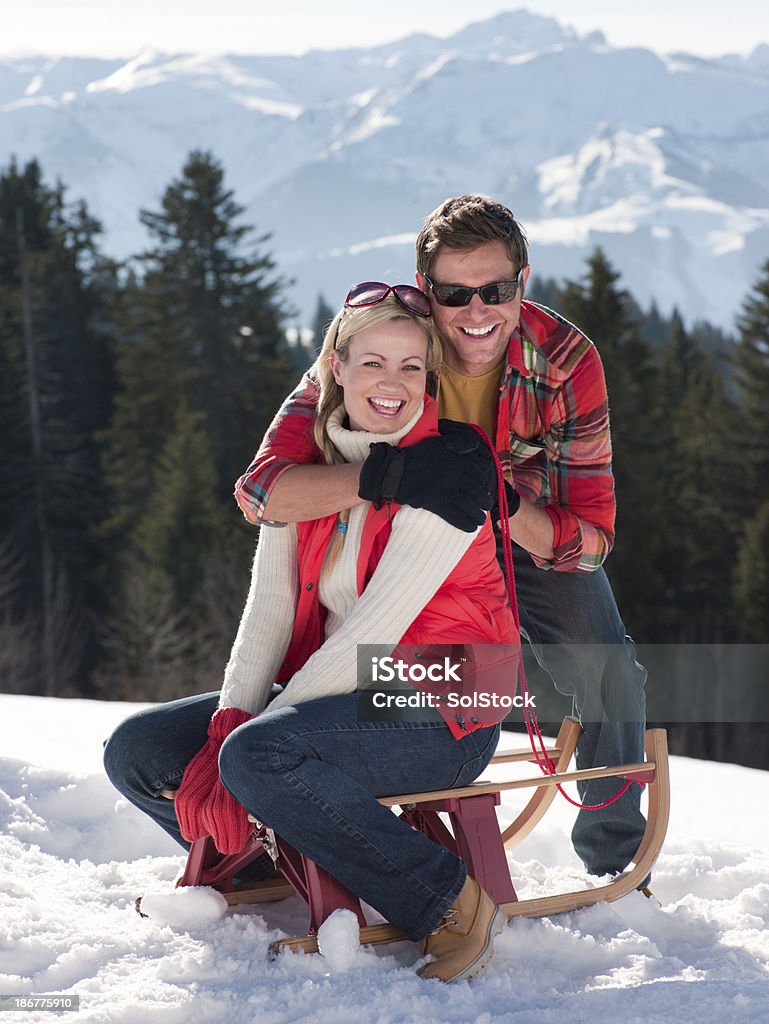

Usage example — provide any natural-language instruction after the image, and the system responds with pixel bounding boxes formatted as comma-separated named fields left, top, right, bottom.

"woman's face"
left=330, top=318, right=428, bottom=433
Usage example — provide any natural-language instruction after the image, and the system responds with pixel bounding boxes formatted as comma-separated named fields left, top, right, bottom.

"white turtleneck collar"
left=325, top=401, right=424, bottom=464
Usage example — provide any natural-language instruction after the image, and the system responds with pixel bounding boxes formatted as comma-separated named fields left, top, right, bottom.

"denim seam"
left=446, top=725, right=500, bottom=788
left=244, top=728, right=467, bottom=908
left=419, top=867, right=468, bottom=941
left=275, top=762, right=463, bottom=921
left=263, top=722, right=497, bottom=790
left=152, top=766, right=186, bottom=793
left=266, top=718, right=449, bottom=741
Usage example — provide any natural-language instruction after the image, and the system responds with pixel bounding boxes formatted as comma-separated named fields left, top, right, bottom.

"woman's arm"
left=267, top=509, right=478, bottom=711
left=218, top=523, right=299, bottom=715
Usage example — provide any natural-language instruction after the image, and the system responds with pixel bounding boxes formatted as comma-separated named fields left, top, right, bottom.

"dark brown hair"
left=416, top=194, right=529, bottom=279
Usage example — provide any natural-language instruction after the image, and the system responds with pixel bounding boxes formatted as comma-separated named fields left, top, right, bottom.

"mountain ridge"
left=2, top=10, right=768, bottom=328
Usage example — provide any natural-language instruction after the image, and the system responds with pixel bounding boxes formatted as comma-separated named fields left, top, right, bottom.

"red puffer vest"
left=276, top=396, right=521, bottom=739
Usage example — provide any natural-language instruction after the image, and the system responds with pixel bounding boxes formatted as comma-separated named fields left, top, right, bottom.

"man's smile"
left=460, top=324, right=498, bottom=338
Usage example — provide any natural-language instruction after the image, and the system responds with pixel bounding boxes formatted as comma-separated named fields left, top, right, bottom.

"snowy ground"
left=1, top=693, right=768, bottom=1023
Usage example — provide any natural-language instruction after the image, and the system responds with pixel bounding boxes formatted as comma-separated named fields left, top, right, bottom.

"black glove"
left=491, top=478, right=521, bottom=525
left=358, top=420, right=496, bottom=532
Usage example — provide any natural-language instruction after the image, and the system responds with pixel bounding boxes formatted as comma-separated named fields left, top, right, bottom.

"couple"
left=104, top=195, right=647, bottom=983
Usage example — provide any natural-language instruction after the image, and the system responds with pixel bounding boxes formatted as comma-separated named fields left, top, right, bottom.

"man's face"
left=418, top=240, right=530, bottom=377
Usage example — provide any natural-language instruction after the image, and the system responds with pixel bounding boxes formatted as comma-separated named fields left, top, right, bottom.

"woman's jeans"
left=103, top=692, right=500, bottom=940
left=511, top=543, right=648, bottom=877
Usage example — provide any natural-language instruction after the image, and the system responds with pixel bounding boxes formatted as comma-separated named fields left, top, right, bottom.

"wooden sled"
left=161, top=718, right=669, bottom=956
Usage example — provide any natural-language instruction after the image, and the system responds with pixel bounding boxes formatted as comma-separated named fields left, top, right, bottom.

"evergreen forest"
left=1, top=152, right=767, bottom=769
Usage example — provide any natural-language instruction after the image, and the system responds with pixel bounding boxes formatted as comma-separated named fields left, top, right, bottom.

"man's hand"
left=358, top=420, right=496, bottom=532
left=491, top=478, right=522, bottom=525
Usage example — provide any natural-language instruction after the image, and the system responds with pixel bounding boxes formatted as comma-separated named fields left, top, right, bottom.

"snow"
left=2, top=13, right=769, bottom=329
left=315, top=910, right=367, bottom=972
left=139, top=887, right=229, bottom=930
left=1, top=693, right=769, bottom=1022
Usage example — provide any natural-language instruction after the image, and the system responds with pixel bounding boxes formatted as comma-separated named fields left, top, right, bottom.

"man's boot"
left=418, top=875, right=506, bottom=983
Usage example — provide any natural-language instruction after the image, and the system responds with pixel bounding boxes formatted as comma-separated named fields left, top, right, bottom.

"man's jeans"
left=511, top=542, right=648, bottom=876
left=103, top=692, right=500, bottom=940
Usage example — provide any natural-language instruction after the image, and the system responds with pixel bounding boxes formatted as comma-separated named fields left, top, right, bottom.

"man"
left=235, top=195, right=647, bottom=879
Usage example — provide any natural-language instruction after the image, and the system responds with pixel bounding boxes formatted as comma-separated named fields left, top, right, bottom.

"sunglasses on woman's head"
left=344, top=281, right=431, bottom=318
left=423, top=271, right=524, bottom=307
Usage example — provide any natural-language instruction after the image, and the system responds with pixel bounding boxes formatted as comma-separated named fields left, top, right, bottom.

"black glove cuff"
left=359, top=443, right=406, bottom=507
left=505, top=481, right=521, bottom=517
left=493, top=479, right=521, bottom=522
left=379, top=446, right=406, bottom=502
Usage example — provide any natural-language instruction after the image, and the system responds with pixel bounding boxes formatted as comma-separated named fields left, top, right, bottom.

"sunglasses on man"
left=423, top=270, right=525, bottom=307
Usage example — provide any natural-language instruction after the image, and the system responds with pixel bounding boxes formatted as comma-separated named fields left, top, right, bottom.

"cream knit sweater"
left=219, top=403, right=478, bottom=716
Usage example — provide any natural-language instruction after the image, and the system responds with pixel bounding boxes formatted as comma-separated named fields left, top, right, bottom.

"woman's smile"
left=367, top=396, right=406, bottom=417
left=330, top=319, right=428, bottom=433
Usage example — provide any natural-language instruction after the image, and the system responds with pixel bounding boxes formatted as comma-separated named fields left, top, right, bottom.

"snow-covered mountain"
left=2, top=10, right=769, bottom=329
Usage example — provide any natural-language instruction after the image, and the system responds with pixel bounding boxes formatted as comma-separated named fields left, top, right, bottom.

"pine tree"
left=100, top=151, right=292, bottom=695
left=311, top=293, right=335, bottom=353
left=639, top=301, right=672, bottom=349
left=101, top=402, right=242, bottom=699
left=649, top=314, right=732, bottom=638
left=664, top=350, right=744, bottom=640
left=730, top=258, right=769, bottom=642
left=132, top=402, right=222, bottom=607
left=659, top=310, right=698, bottom=407
left=558, top=248, right=663, bottom=633
left=103, top=149, right=294, bottom=534
left=732, top=257, right=769, bottom=510
left=559, top=248, right=635, bottom=385
left=0, top=159, right=115, bottom=695
left=733, top=498, right=769, bottom=641
left=526, top=274, right=562, bottom=312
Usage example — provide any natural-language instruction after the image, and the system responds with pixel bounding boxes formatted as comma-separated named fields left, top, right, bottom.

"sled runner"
left=155, top=716, right=669, bottom=956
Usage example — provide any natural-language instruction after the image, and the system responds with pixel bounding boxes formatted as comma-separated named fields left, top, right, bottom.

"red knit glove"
left=174, top=706, right=252, bottom=848
left=200, top=777, right=253, bottom=855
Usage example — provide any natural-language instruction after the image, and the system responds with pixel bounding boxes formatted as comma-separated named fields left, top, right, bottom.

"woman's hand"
left=174, top=706, right=253, bottom=854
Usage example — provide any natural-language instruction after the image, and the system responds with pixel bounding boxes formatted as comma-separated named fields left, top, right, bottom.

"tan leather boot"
left=418, top=875, right=506, bottom=983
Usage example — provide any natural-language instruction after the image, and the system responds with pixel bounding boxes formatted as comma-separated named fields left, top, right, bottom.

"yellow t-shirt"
left=437, top=358, right=505, bottom=442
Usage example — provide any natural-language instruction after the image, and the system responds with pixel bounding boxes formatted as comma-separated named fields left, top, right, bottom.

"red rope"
left=469, top=424, right=640, bottom=812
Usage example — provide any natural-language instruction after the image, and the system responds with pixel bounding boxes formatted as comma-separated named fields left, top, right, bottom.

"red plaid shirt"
left=235, top=301, right=615, bottom=572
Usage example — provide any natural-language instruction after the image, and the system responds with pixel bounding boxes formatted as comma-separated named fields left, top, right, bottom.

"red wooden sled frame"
left=159, top=717, right=669, bottom=956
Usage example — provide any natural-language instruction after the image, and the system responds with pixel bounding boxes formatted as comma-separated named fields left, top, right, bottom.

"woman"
left=104, top=282, right=519, bottom=983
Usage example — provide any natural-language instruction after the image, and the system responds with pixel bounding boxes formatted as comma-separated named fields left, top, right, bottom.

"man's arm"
left=506, top=309, right=615, bottom=571
left=234, top=368, right=347, bottom=524
left=234, top=367, right=368, bottom=522
left=262, top=462, right=365, bottom=522
left=535, top=343, right=615, bottom=572
left=508, top=498, right=555, bottom=561
left=235, top=374, right=495, bottom=529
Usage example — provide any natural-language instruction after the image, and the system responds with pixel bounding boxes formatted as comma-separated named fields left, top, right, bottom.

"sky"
left=3, top=1, right=768, bottom=61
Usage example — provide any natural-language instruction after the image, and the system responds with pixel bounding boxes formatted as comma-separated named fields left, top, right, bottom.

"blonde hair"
left=312, top=294, right=442, bottom=561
